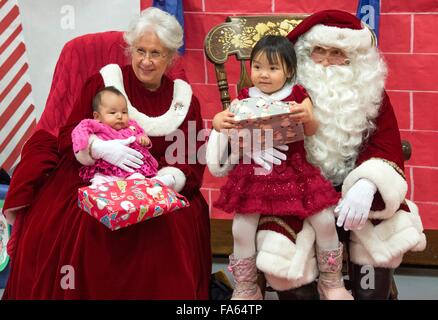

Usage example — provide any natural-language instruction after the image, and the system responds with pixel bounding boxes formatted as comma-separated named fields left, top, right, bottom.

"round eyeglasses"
left=310, top=46, right=349, bottom=66
left=133, top=47, right=168, bottom=61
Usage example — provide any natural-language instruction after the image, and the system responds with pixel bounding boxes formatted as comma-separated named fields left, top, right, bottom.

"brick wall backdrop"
left=141, top=0, right=438, bottom=229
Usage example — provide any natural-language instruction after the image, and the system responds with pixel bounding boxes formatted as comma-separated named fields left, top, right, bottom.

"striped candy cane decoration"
left=0, top=0, right=36, bottom=172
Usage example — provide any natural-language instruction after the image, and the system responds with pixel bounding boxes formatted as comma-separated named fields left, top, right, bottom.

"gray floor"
left=1, top=261, right=437, bottom=300
left=393, top=267, right=438, bottom=300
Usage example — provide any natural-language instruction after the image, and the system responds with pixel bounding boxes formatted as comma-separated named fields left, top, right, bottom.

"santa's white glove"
left=246, top=145, right=288, bottom=171
left=335, top=178, right=377, bottom=231
left=90, top=136, right=144, bottom=173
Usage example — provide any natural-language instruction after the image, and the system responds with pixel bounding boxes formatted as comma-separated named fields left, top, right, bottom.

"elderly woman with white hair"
left=2, top=7, right=211, bottom=299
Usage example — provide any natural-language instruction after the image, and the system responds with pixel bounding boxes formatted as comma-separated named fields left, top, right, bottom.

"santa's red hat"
left=287, top=10, right=375, bottom=51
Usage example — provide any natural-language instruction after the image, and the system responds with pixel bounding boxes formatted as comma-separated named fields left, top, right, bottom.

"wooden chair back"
left=205, top=15, right=307, bottom=109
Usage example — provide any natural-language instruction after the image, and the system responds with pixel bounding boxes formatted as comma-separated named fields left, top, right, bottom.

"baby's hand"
left=212, top=108, right=239, bottom=132
left=138, top=135, right=151, bottom=147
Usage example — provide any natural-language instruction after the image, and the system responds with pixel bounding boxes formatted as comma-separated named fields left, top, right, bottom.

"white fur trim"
left=205, top=130, right=238, bottom=177
left=342, top=159, right=407, bottom=220
left=256, top=221, right=318, bottom=290
left=157, top=166, right=186, bottom=193
left=304, top=24, right=372, bottom=52
left=99, top=64, right=191, bottom=137
left=248, top=82, right=293, bottom=100
left=75, top=135, right=100, bottom=166
left=75, top=148, right=95, bottom=166
left=349, top=199, right=427, bottom=268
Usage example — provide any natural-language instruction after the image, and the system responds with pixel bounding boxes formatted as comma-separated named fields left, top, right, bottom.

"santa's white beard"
left=295, top=43, right=387, bottom=186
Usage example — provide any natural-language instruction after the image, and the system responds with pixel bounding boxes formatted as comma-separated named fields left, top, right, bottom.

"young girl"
left=209, top=35, right=353, bottom=300
left=72, top=86, right=175, bottom=187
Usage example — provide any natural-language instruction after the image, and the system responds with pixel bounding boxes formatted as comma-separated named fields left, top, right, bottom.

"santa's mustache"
left=298, top=57, right=355, bottom=87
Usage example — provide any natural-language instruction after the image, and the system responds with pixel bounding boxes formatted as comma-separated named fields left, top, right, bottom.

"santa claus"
left=255, top=10, right=427, bottom=299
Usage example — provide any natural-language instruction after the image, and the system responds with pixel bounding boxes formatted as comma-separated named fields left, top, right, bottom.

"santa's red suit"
left=256, top=10, right=426, bottom=299
left=207, top=10, right=426, bottom=299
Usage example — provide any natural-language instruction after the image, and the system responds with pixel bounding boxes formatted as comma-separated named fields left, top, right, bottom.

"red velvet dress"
left=214, top=85, right=340, bottom=218
left=2, top=65, right=211, bottom=299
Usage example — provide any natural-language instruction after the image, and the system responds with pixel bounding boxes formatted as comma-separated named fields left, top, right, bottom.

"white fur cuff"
left=75, top=134, right=98, bottom=166
left=349, top=200, right=427, bottom=268
left=343, top=158, right=407, bottom=220
left=205, top=129, right=237, bottom=177
left=75, top=148, right=95, bottom=166
left=304, top=24, right=373, bottom=52
left=157, top=166, right=186, bottom=193
left=256, top=221, right=318, bottom=291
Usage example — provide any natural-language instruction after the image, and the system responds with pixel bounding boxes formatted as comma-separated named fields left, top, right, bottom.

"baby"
left=72, top=86, right=174, bottom=187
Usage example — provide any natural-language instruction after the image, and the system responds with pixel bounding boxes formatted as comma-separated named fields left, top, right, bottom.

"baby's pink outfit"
left=72, top=119, right=158, bottom=183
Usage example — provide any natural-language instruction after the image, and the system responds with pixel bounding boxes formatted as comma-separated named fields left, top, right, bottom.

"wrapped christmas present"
left=229, top=97, right=305, bottom=148
left=78, top=179, right=189, bottom=231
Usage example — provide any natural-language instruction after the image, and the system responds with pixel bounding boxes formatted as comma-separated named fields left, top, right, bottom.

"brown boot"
left=350, top=263, right=395, bottom=300
left=277, top=281, right=320, bottom=300
left=316, top=243, right=354, bottom=300
left=228, top=254, right=263, bottom=300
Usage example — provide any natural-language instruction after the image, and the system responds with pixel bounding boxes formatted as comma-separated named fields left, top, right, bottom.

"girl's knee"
left=232, top=214, right=259, bottom=246
left=309, top=209, right=337, bottom=235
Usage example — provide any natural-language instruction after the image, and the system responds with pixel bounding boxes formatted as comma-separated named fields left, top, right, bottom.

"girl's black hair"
left=250, top=34, right=297, bottom=82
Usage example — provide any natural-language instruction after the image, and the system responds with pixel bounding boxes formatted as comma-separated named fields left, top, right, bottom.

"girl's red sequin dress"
left=214, top=85, right=340, bottom=219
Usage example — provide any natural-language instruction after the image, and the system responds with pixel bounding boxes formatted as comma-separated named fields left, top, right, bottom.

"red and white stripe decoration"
left=0, top=0, right=36, bottom=172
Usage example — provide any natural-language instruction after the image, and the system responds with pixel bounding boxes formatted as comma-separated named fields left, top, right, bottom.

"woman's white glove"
left=335, top=178, right=377, bottom=231
left=248, top=145, right=288, bottom=171
left=90, top=136, right=144, bottom=173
